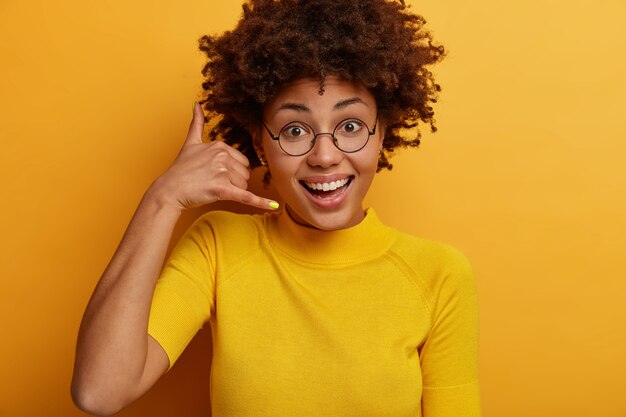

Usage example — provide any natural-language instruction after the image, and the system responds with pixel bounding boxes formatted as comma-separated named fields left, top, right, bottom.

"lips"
left=299, top=175, right=353, bottom=200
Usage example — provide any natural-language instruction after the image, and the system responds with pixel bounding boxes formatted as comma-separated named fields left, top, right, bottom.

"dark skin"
left=198, top=0, right=445, bottom=174
left=71, top=102, right=277, bottom=416
left=71, top=1, right=446, bottom=414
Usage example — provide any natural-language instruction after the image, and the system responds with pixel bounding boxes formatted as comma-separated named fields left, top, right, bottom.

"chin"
left=287, top=204, right=363, bottom=231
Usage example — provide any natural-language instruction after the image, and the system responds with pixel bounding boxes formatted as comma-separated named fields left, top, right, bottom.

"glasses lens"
left=279, top=122, right=315, bottom=156
left=277, top=118, right=372, bottom=155
left=334, top=119, right=370, bottom=152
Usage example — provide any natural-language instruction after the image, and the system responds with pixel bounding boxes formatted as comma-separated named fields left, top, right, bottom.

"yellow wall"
left=1, top=1, right=624, bottom=416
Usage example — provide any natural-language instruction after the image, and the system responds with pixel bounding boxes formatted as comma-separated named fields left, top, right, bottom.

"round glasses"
left=262, top=115, right=378, bottom=156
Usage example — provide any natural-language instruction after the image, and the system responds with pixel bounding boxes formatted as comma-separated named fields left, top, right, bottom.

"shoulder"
left=191, top=210, right=266, bottom=241
left=387, top=230, right=477, bottom=306
left=391, top=230, right=473, bottom=271
left=193, top=209, right=262, bottom=231
left=188, top=210, right=270, bottom=256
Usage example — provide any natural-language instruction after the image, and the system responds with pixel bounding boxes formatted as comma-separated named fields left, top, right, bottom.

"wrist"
left=143, top=177, right=184, bottom=216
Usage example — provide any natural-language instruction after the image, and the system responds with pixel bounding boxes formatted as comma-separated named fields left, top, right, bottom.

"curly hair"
left=198, top=0, right=445, bottom=175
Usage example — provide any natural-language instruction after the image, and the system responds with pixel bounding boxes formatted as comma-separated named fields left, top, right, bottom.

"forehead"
left=263, top=75, right=376, bottom=117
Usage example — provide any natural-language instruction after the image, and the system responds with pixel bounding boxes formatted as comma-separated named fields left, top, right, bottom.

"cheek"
left=266, top=152, right=299, bottom=184
left=357, top=146, right=381, bottom=175
left=263, top=141, right=283, bottom=172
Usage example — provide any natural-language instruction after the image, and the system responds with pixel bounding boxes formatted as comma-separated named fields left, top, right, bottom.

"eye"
left=337, top=119, right=365, bottom=135
left=281, top=123, right=311, bottom=139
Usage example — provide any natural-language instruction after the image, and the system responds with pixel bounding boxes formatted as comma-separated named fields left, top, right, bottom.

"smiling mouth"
left=300, top=176, right=353, bottom=199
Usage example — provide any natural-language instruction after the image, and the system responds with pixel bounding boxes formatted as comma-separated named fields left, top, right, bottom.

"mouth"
left=299, top=176, right=353, bottom=200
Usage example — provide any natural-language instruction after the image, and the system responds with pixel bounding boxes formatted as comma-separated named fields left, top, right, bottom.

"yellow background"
left=1, top=0, right=625, bottom=416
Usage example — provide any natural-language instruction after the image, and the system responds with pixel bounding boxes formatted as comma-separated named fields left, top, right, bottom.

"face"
left=256, top=75, right=383, bottom=231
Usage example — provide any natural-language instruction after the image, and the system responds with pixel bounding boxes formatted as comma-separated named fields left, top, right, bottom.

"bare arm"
left=70, top=186, right=181, bottom=416
left=71, top=104, right=278, bottom=416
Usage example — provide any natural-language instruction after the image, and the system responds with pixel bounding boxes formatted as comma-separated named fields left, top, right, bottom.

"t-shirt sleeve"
left=147, top=214, right=216, bottom=372
left=419, top=246, right=482, bottom=417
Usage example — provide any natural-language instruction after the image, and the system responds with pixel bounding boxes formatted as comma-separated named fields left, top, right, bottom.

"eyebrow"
left=272, top=97, right=368, bottom=118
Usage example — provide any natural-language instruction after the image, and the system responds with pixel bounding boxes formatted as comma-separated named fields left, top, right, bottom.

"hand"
left=150, top=103, right=278, bottom=212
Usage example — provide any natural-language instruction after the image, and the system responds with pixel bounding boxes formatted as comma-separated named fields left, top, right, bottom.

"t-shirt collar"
left=265, top=207, right=396, bottom=265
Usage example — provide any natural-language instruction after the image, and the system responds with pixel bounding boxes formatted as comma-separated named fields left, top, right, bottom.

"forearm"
left=71, top=180, right=181, bottom=411
left=71, top=102, right=270, bottom=414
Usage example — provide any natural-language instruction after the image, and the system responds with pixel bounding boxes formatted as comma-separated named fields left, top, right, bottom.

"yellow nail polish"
left=269, top=201, right=279, bottom=209
left=192, top=102, right=195, bottom=114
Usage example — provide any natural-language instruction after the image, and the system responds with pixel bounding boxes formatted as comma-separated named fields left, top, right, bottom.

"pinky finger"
left=225, top=187, right=280, bottom=211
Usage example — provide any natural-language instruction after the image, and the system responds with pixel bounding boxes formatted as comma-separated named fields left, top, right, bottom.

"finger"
left=220, top=185, right=279, bottom=211
left=219, top=143, right=250, bottom=168
left=209, top=147, right=250, bottom=180
left=228, top=157, right=251, bottom=182
left=228, top=169, right=249, bottom=190
left=184, top=102, right=205, bottom=146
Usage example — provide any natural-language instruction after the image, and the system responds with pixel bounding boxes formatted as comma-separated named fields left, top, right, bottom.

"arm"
left=420, top=247, right=482, bottom=417
left=70, top=103, right=278, bottom=416
left=70, top=188, right=181, bottom=416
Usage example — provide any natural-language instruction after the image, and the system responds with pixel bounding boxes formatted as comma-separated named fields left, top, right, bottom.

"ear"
left=377, top=121, right=386, bottom=150
left=251, top=126, right=267, bottom=164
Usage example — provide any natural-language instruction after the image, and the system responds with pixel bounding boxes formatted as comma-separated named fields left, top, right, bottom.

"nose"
left=306, top=133, right=343, bottom=168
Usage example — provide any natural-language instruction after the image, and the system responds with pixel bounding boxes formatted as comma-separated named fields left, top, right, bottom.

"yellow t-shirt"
left=148, top=208, right=481, bottom=417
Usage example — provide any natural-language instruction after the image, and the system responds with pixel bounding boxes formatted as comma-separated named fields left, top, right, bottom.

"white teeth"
left=304, top=177, right=350, bottom=191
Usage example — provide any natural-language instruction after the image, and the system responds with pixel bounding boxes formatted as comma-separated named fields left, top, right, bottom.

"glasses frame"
left=262, top=113, right=378, bottom=156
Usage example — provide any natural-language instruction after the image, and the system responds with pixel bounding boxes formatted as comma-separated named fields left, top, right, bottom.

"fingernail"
left=268, top=201, right=279, bottom=209
left=192, top=102, right=195, bottom=114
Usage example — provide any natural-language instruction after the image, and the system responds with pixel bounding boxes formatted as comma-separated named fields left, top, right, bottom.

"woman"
left=71, top=0, right=481, bottom=416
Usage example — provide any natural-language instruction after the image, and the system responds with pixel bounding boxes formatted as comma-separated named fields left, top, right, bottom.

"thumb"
left=184, top=102, right=205, bottom=146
